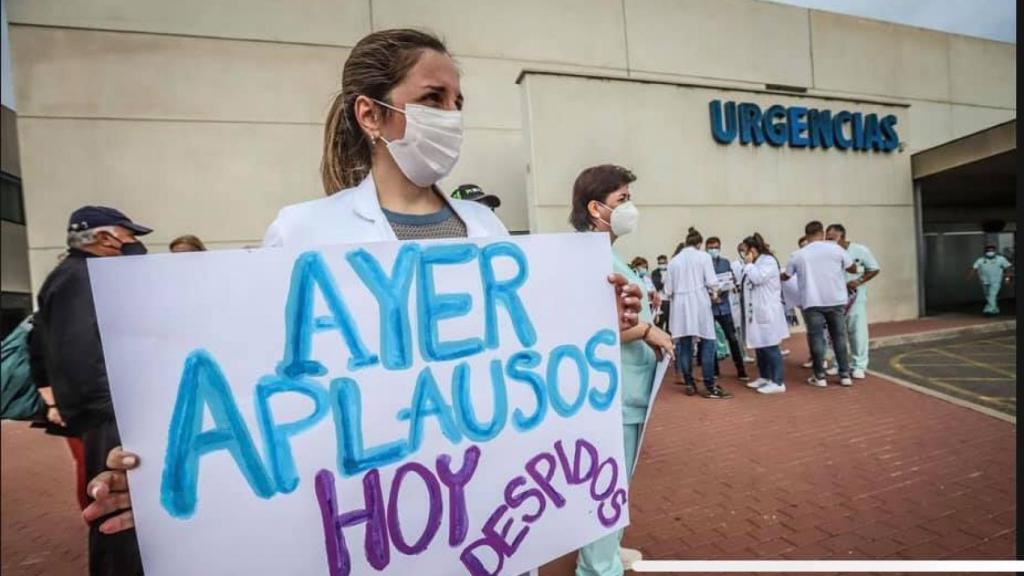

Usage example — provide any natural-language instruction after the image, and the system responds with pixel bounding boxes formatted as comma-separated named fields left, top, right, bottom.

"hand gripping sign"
left=89, top=233, right=628, bottom=576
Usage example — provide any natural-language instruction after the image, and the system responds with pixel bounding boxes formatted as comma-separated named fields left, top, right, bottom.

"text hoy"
left=315, top=438, right=627, bottom=576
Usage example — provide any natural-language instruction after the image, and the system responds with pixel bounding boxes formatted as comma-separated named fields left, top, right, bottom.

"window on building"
left=1, top=171, right=25, bottom=224
left=0, top=292, right=32, bottom=340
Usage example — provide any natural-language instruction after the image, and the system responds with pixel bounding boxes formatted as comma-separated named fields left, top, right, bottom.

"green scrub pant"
left=575, top=423, right=642, bottom=576
left=846, top=299, right=869, bottom=371
left=982, top=282, right=1001, bottom=314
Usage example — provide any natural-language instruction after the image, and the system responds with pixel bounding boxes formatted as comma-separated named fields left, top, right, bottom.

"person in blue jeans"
left=782, top=221, right=858, bottom=387
left=667, top=229, right=731, bottom=399
left=739, top=233, right=789, bottom=394
left=704, top=236, right=750, bottom=382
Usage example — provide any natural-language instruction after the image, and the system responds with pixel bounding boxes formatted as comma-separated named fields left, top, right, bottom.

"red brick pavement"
left=1, top=422, right=88, bottom=576
left=2, top=318, right=1016, bottom=576
left=619, top=333, right=1016, bottom=562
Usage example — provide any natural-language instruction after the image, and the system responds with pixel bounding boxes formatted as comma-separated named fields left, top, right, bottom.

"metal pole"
left=912, top=181, right=926, bottom=317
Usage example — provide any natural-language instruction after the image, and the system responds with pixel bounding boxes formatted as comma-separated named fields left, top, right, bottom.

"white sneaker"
left=757, top=382, right=786, bottom=394
left=780, top=349, right=791, bottom=356
left=801, top=360, right=813, bottom=369
left=852, top=369, right=866, bottom=379
left=743, top=356, right=756, bottom=364
left=825, top=365, right=839, bottom=376
left=839, top=377, right=853, bottom=387
left=620, top=547, right=643, bottom=571
left=806, top=376, right=827, bottom=388
left=746, top=378, right=768, bottom=389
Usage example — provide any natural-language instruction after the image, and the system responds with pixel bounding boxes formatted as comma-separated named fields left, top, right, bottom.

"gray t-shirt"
left=382, top=204, right=468, bottom=240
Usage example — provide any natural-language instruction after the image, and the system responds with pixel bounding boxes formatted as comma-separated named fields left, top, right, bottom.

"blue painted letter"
left=330, top=378, right=409, bottom=476
left=480, top=242, right=536, bottom=350
left=417, top=243, right=485, bottom=362
left=255, top=376, right=329, bottom=493
left=278, top=251, right=378, bottom=378
left=347, top=244, right=420, bottom=370
left=452, top=361, right=508, bottom=442
left=161, top=349, right=274, bottom=518
left=585, top=329, right=619, bottom=411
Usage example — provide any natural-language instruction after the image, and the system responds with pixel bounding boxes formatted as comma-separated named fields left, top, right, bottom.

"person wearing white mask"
left=80, top=31, right=645, bottom=576
left=569, top=164, right=674, bottom=575
left=739, top=233, right=790, bottom=394
left=667, top=227, right=730, bottom=399
left=704, top=236, right=749, bottom=382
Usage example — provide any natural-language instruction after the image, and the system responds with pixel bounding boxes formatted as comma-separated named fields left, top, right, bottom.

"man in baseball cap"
left=451, top=183, right=501, bottom=211
left=30, top=205, right=152, bottom=574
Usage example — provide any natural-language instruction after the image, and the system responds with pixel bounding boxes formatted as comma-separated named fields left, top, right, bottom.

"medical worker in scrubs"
left=569, top=163, right=674, bottom=575
left=967, top=244, right=1012, bottom=315
left=826, top=224, right=880, bottom=379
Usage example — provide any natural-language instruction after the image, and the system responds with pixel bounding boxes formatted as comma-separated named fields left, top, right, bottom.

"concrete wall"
left=521, top=73, right=918, bottom=323
left=5, top=0, right=1016, bottom=297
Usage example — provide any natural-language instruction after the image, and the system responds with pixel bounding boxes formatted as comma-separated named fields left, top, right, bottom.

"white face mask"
left=596, top=201, right=639, bottom=237
left=373, top=99, right=463, bottom=187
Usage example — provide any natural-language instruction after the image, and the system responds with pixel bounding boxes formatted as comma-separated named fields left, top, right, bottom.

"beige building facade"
left=4, top=0, right=1017, bottom=325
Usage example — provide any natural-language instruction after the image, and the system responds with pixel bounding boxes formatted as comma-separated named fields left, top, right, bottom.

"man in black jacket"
left=650, top=254, right=670, bottom=331
left=32, top=205, right=151, bottom=576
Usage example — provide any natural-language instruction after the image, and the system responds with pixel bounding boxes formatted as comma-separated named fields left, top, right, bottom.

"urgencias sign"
left=709, top=100, right=899, bottom=152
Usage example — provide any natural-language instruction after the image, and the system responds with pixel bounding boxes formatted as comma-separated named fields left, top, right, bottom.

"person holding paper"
left=651, top=254, right=670, bottom=331
left=667, top=227, right=730, bottom=399
left=730, top=241, right=754, bottom=365
left=704, top=236, right=749, bottom=382
left=82, top=29, right=646, bottom=570
left=569, top=163, right=674, bottom=575
left=739, top=233, right=790, bottom=394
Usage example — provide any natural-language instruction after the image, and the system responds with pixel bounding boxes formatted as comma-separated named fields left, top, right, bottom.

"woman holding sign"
left=569, top=164, right=674, bottom=576
left=82, top=28, right=644, bottom=574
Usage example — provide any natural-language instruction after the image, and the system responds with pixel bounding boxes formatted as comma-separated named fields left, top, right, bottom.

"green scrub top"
left=973, top=254, right=1012, bottom=285
left=612, top=251, right=657, bottom=425
left=845, top=242, right=880, bottom=302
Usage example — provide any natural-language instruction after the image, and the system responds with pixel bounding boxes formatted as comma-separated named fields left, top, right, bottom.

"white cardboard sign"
left=89, top=233, right=627, bottom=576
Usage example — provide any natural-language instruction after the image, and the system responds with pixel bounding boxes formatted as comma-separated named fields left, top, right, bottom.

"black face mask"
left=120, top=241, right=148, bottom=256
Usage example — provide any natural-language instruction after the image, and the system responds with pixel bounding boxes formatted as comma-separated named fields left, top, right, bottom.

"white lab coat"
left=262, top=174, right=508, bottom=247
left=665, top=247, right=718, bottom=340
left=742, top=254, right=790, bottom=349
left=729, top=258, right=746, bottom=327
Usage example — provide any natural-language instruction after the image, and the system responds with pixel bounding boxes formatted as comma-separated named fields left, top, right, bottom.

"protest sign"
left=89, top=233, right=627, bottom=576
left=632, top=356, right=670, bottom=473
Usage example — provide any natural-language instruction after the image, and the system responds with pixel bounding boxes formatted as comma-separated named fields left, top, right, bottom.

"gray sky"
left=768, top=0, right=1016, bottom=43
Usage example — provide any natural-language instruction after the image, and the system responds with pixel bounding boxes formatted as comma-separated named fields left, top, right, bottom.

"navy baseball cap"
left=451, top=184, right=500, bottom=209
left=67, top=206, right=152, bottom=236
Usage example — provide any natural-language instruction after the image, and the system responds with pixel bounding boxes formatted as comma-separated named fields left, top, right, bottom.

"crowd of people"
left=628, top=219, right=882, bottom=398
left=0, top=25, right=1011, bottom=576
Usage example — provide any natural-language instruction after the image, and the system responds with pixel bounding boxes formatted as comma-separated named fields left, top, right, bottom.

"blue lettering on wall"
left=709, top=100, right=898, bottom=154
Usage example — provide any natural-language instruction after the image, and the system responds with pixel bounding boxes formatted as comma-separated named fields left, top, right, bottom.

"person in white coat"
left=667, top=227, right=731, bottom=399
left=730, top=241, right=756, bottom=365
left=740, top=233, right=790, bottom=394
left=80, top=31, right=644, bottom=576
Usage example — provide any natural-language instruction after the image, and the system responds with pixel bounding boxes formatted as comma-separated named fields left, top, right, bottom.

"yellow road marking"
left=887, top=352, right=1014, bottom=413
left=936, top=377, right=1015, bottom=382
left=932, top=348, right=1016, bottom=378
